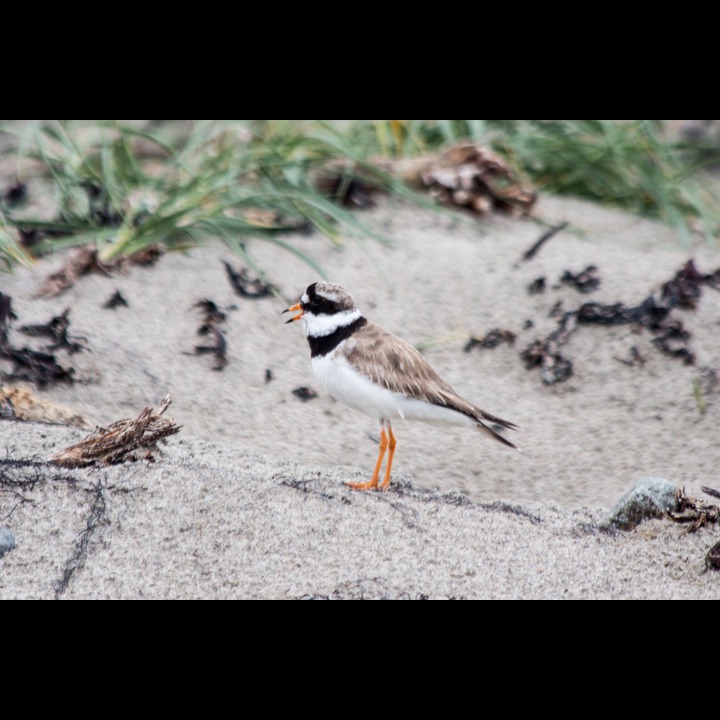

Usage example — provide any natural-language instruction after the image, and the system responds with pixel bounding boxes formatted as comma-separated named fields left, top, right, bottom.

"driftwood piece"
left=50, top=396, right=180, bottom=468
left=0, top=385, right=87, bottom=426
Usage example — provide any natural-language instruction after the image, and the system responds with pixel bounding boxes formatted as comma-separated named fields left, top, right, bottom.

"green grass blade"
left=0, top=226, right=33, bottom=269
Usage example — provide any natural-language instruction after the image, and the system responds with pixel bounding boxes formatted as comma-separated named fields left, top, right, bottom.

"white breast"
left=312, top=351, right=475, bottom=427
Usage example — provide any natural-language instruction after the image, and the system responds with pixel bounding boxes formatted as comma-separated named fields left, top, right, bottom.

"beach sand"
left=1, top=191, right=719, bottom=599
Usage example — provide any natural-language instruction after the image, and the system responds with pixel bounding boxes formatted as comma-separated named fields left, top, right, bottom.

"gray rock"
left=603, top=478, right=678, bottom=530
left=706, top=542, right=720, bottom=572
left=0, top=528, right=16, bottom=558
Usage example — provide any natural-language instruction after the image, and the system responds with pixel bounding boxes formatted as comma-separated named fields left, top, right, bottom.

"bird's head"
left=283, top=282, right=361, bottom=336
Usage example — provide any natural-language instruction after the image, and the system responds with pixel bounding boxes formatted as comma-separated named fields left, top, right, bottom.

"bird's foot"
left=345, top=479, right=383, bottom=491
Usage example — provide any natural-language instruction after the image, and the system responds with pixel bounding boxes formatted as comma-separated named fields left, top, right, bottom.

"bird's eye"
left=311, top=296, right=324, bottom=307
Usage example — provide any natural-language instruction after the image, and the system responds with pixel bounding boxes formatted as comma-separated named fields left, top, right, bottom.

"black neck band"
left=308, top=316, right=367, bottom=358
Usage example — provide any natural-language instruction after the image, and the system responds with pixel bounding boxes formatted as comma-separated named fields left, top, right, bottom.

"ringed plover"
left=284, top=281, right=517, bottom=490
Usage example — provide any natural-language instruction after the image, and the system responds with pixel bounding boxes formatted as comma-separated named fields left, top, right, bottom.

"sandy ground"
left=1, top=191, right=719, bottom=599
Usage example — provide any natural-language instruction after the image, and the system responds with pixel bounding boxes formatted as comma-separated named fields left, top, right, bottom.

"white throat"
left=303, top=309, right=362, bottom=337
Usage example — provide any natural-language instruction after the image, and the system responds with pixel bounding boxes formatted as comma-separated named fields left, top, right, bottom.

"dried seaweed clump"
left=223, top=261, right=274, bottom=298
left=398, top=142, right=537, bottom=216
left=0, top=293, right=77, bottom=386
left=33, top=245, right=163, bottom=299
left=464, top=328, right=516, bottom=352
left=50, top=396, right=180, bottom=468
left=666, top=486, right=720, bottom=534
left=34, top=246, right=114, bottom=299
left=522, top=259, right=720, bottom=384
left=559, top=266, right=601, bottom=294
left=189, top=299, right=229, bottom=371
left=18, top=308, right=87, bottom=354
left=310, top=141, right=537, bottom=218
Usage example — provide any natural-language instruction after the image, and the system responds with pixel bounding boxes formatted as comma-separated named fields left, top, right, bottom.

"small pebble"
left=0, top=528, right=16, bottom=558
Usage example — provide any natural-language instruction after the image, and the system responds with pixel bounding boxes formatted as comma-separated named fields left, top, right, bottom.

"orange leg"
left=346, top=426, right=388, bottom=491
left=380, top=425, right=397, bottom=490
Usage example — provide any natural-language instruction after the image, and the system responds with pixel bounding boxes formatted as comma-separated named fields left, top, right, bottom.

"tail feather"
left=477, top=410, right=519, bottom=432
left=433, top=388, right=519, bottom=448
left=477, top=420, right=518, bottom=450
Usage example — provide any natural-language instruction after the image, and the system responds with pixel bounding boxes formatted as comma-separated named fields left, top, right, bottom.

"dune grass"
left=0, top=223, right=32, bottom=270
left=1, top=119, right=718, bottom=275
left=0, top=120, right=396, bottom=281
left=366, top=119, right=720, bottom=239
left=489, top=119, right=720, bottom=241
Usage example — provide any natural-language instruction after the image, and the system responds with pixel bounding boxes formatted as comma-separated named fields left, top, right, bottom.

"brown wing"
left=342, top=321, right=518, bottom=434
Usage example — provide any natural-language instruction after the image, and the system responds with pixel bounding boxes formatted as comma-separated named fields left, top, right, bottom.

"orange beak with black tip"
left=283, top=302, right=305, bottom=324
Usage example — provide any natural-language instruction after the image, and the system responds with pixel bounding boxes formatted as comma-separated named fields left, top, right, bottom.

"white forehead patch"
left=319, top=291, right=341, bottom=303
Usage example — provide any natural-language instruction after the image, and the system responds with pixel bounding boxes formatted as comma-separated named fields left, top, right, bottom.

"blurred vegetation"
left=1, top=119, right=719, bottom=275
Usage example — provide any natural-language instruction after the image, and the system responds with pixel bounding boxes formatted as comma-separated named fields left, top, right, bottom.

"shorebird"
left=285, top=282, right=518, bottom=490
